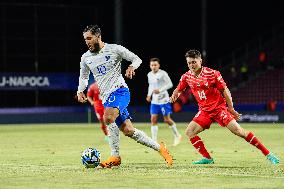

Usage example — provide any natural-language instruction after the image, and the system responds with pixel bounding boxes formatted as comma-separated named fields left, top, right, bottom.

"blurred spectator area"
left=232, top=68, right=284, bottom=104
left=219, top=25, right=284, bottom=106
left=168, top=27, right=284, bottom=112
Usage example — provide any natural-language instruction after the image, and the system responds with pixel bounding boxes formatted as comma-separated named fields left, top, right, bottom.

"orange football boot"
left=159, top=142, right=173, bottom=167
left=100, top=156, right=121, bottom=168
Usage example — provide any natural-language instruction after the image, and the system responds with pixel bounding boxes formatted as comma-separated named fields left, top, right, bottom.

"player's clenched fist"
left=76, top=92, right=87, bottom=103
left=125, top=66, right=135, bottom=79
left=169, top=89, right=181, bottom=103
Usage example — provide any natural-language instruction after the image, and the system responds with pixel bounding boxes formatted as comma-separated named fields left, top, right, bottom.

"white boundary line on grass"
left=198, top=171, right=284, bottom=179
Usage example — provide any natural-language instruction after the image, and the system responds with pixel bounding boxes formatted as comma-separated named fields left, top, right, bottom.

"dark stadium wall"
left=0, top=0, right=283, bottom=107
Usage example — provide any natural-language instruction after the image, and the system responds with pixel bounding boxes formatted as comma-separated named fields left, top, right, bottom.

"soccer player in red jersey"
left=87, top=82, right=108, bottom=139
left=170, top=49, right=279, bottom=164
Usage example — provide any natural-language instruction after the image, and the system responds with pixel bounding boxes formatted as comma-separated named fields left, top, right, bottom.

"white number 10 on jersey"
left=197, top=90, right=207, bottom=100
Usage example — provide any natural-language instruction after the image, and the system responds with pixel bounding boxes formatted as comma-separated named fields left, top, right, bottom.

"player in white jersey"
left=76, top=25, right=173, bottom=168
left=146, top=58, right=182, bottom=146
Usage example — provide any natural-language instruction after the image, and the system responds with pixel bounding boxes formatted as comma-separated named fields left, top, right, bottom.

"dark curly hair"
left=83, top=25, right=101, bottom=36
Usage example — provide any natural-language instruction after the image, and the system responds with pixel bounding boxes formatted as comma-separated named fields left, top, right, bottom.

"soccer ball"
left=81, top=147, right=101, bottom=168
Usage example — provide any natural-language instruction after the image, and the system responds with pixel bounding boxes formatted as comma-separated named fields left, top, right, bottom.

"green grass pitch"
left=0, top=123, right=283, bottom=189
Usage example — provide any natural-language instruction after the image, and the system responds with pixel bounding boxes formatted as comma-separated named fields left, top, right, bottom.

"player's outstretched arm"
left=169, top=88, right=182, bottom=103
left=222, top=87, right=241, bottom=121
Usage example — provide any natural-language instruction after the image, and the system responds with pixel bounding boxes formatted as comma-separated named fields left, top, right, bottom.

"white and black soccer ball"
left=81, top=147, right=101, bottom=168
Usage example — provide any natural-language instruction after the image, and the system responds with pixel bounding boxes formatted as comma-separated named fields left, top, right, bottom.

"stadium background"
left=0, top=0, right=283, bottom=123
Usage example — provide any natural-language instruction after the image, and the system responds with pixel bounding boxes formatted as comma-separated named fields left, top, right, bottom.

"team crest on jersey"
left=105, top=56, right=110, bottom=61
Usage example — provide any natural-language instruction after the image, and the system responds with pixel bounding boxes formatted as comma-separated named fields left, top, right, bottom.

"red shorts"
left=193, top=106, right=234, bottom=129
left=94, top=105, right=104, bottom=121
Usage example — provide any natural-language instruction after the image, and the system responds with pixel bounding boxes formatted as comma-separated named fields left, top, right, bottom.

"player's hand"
left=146, top=96, right=151, bottom=102
left=169, top=93, right=179, bottom=103
left=153, top=89, right=160, bottom=94
left=125, top=66, right=135, bottom=79
left=228, top=107, right=242, bottom=121
left=169, top=89, right=181, bottom=103
left=169, top=96, right=177, bottom=103
left=76, top=92, right=87, bottom=103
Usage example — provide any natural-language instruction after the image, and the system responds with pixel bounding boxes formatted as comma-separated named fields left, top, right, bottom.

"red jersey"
left=177, top=67, right=227, bottom=112
left=87, top=83, right=103, bottom=108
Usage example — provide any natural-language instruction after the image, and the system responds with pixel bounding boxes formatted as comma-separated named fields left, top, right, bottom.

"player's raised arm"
left=115, top=45, right=142, bottom=79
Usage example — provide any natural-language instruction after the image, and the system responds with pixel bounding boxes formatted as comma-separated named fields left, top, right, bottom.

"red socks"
left=245, top=132, right=270, bottom=156
left=101, top=124, right=108, bottom=136
left=190, top=136, right=212, bottom=159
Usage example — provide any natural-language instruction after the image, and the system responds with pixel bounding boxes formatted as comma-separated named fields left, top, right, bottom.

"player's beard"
left=89, top=43, right=100, bottom=53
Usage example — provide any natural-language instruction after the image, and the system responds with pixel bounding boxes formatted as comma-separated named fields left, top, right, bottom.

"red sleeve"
left=177, top=74, right=189, bottom=91
left=215, top=71, right=227, bottom=90
left=87, top=84, right=94, bottom=97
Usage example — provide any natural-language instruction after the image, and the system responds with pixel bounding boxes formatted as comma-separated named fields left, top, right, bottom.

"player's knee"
left=163, top=116, right=173, bottom=124
left=151, top=120, right=157, bottom=125
left=122, top=126, right=134, bottom=137
left=233, top=127, right=245, bottom=138
left=103, top=115, right=115, bottom=125
left=163, top=118, right=170, bottom=123
left=185, top=127, right=195, bottom=138
left=151, top=117, right=158, bottom=123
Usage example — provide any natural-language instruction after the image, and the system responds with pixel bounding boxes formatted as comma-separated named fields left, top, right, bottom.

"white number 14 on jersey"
left=197, top=90, right=207, bottom=100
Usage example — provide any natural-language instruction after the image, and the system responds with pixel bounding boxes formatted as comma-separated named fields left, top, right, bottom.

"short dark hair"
left=150, top=57, right=160, bottom=64
left=83, top=25, right=101, bottom=36
left=185, top=49, right=201, bottom=59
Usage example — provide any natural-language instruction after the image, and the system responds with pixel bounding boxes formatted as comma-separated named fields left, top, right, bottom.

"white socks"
left=170, top=123, right=180, bottom=138
left=151, top=125, right=158, bottom=141
left=152, top=123, right=180, bottom=141
left=130, top=128, right=160, bottom=151
left=107, top=123, right=120, bottom=157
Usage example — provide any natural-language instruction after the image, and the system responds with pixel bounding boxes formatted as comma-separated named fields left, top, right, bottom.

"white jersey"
left=147, top=69, right=173, bottom=105
left=77, top=43, right=142, bottom=103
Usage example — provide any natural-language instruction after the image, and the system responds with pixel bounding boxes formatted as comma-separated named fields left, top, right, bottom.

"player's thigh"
left=104, top=107, right=119, bottom=123
left=185, top=121, right=204, bottom=137
left=150, top=104, right=161, bottom=115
